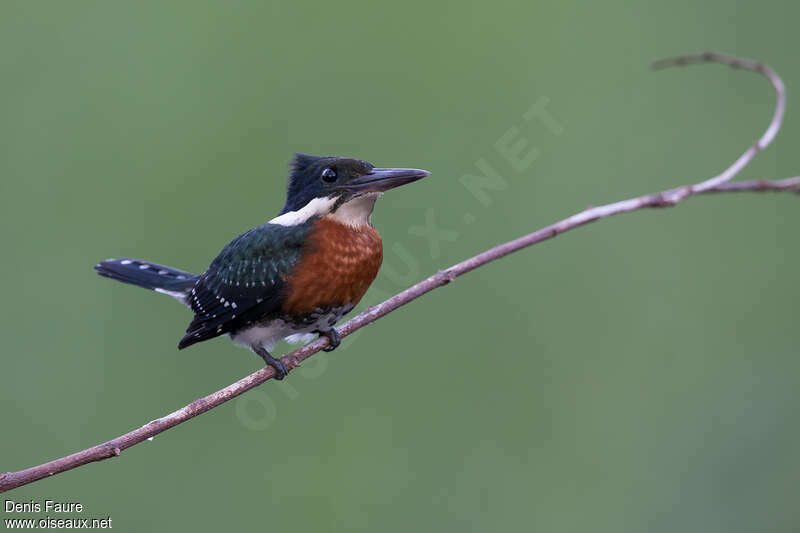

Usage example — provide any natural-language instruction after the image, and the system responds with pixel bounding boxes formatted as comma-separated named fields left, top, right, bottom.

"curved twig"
left=651, top=52, right=786, bottom=199
left=1, top=52, right=796, bottom=493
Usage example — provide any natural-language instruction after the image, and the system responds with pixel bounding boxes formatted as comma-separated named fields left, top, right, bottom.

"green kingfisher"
left=95, top=153, right=429, bottom=379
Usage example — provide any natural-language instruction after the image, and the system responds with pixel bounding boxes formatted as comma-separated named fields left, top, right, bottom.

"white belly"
left=229, top=306, right=350, bottom=352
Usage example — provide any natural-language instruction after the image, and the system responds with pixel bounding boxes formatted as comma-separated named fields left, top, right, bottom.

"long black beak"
left=340, top=167, right=430, bottom=193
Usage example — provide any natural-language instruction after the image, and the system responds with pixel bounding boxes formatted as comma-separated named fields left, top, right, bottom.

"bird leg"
left=317, top=327, right=341, bottom=352
left=253, top=346, right=289, bottom=380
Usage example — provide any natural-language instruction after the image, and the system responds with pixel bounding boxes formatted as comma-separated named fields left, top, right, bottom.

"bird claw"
left=254, top=347, right=289, bottom=380
left=269, top=359, right=289, bottom=380
left=319, top=328, right=341, bottom=352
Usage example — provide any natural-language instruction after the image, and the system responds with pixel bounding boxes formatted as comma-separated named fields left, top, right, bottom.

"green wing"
left=178, top=221, right=312, bottom=349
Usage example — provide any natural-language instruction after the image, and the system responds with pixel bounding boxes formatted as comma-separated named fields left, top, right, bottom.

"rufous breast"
left=281, top=217, right=383, bottom=316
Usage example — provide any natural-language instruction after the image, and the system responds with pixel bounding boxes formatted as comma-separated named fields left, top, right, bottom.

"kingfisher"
left=95, top=153, right=429, bottom=379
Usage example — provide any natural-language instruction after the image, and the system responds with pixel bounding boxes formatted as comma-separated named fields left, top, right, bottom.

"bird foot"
left=254, top=347, right=289, bottom=380
left=319, top=328, right=341, bottom=352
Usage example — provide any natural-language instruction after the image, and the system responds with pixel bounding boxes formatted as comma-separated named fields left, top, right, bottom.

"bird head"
left=279, top=154, right=429, bottom=219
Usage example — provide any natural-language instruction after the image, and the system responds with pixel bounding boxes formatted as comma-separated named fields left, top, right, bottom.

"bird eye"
left=321, top=168, right=337, bottom=183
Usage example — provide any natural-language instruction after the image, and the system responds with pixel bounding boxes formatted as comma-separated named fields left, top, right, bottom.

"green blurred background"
left=1, top=1, right=798, bottom=531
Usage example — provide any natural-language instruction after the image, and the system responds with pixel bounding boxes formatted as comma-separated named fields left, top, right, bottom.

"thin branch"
left=650, top=52, right=786, bottom=199
left=1, top=52, right=796, bottom=494
left=703, top=177, right=800, bottom=193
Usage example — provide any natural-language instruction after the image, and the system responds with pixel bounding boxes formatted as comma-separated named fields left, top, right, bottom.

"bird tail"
left=94, top=258, right=198, bottom=303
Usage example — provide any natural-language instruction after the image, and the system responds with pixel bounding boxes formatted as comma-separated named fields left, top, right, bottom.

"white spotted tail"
left=94, top=258, right=198, bottom=305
